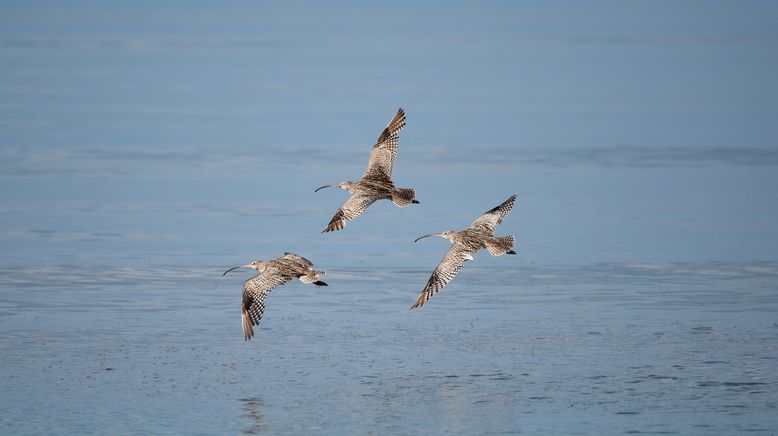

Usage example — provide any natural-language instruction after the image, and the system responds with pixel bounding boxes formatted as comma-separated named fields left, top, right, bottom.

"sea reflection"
left=240, top=397, right=266, bottom=435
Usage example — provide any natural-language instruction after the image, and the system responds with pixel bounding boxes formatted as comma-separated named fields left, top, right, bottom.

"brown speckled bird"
left=223, top=252, right=327, bottom=340
left=411, top=195, right=517, bottom=309
left=315, top=107, right=419, bottom=232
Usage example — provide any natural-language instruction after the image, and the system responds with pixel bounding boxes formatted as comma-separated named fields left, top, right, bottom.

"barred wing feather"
left=469, top=195, right=516, bottom=232
left=411, top=245, right=474, bottom=309
left=241, top=271, right=292, bottom=340
left=363, top=108, right=406, bottom=180
left=322, top=193, right=378, bottom=232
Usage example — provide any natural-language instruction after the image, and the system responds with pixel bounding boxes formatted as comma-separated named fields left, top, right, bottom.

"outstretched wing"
left=411, top=245, right=475, bottom=309
left=363, top=107, right=406, bottom=180
left=282, top=252, right=313, bottom=267
left=468, top=195, right=517, bottom=233
left=241, top=270, right=292, bottom=340
left=322, top=193, right=377, bottom=232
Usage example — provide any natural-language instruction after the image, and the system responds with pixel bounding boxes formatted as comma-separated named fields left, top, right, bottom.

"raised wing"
left=282, top=252, right=313, bottom=267
left=410, top=245, right=475, bottom=309
left=363, top=107, right=406, bottom=180
left=322, top=193, right=377, bottom=232
left=468, top=195, right=516, bottom=233
left=241, top=270, right=292, bottom=340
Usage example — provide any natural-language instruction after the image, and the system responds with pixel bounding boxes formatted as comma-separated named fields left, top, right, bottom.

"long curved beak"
left=223, top=264, right=251, bottom=276
left=314, top=184, right=338, bottom=192
left=414, top=233, right=442, bottom=243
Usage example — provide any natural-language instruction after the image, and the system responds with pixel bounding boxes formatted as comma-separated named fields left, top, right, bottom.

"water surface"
left=2, top=1, right=778, bottom=434
left=2, top=262, right=777, bottom=434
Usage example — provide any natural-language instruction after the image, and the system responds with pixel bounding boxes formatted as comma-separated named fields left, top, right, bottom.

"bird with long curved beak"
left=222, top=262, right=258, bottom=276
left=222, top=253, right=327, bottom=340
left=314, top=183, right=345, bottom=193
left=315, top=107, right=419, bottom=232
left=414, top=231, right=456, bottom=243
left=411, top=195, right=517, bottom=309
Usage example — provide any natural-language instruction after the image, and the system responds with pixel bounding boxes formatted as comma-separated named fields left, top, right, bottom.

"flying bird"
left=315, top=107, right=419, bottom=232
left=411, top=195, right=517, bottom=309
left=223, top=252, right=327, bottom=340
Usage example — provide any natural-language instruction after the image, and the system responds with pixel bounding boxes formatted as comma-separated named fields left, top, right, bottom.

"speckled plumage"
left=411, top=195, right=517, bottom=309
left=317, top=108, right=419, bottom=232
left=224, top=252, right=327, bottom=341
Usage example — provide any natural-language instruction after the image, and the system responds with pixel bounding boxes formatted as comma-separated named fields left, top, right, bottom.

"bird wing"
left=241, top=269, right=292, bottom=340
left=282, top=252, right=313, bottom=267
left=322, top=192, right=377, bottom=232
left=468, top=194, right=517, bottom=233
left=363, top=107, right=406, bottom=180
left=411, top=244, right=475, bottom=309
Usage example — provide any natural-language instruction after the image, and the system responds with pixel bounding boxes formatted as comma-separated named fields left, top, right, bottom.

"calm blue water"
left=2, top=1, right=778, bottom=434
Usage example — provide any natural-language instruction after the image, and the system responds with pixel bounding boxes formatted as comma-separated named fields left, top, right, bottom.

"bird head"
left=414, top=230, right=455, bottom=243
left=314, top=181, right=354, bottom=193
left=223, top=260, right=266, bottom=276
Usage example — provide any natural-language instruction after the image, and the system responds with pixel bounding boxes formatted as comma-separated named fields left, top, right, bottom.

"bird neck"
left=445, top=231, right=463, bottom=244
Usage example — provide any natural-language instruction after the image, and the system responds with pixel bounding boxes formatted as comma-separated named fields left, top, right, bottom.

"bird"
left=222, top=252, right=328, bottom=340
left=315, top=107, right=419, bottom=232
left=410, top=194, right=517, bottom=309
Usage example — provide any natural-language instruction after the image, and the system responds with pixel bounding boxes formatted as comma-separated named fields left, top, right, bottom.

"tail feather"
left=392, top=188, right=417, bottom=207
left=300, top=270, right=326, bottom=284
left=486, top=235, right=515, bottom=256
